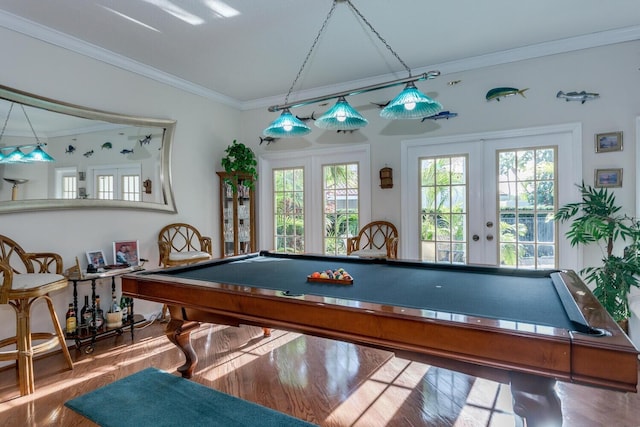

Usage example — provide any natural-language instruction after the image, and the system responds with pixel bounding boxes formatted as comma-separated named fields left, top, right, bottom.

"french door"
left=402, top=124, right=581, bottom=270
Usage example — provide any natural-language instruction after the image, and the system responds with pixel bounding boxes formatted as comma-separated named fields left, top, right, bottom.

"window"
left=259, top=145, right=371, bottom=255
left=55, top=167, right=78, bottom=199
left=273, top=168, right=304, bottom=253
left=323, top=163, right=359, bottom=255
left=497, top=147, right=557, bottom=269
left=88, top=164, right=141, bottom=201
left=420, top=156, right=468, bottom=263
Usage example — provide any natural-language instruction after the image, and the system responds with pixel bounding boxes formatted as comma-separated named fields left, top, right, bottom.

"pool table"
left=122, top=251, right=638, bottom=427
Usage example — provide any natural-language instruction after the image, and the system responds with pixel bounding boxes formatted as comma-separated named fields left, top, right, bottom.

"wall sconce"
left=143, top=179, right=152, bottom=194
left=380, top=167, right=393, bottom=189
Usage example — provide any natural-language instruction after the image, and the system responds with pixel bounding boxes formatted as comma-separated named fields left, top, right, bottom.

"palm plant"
left=553, top=182, right=640, bottom=322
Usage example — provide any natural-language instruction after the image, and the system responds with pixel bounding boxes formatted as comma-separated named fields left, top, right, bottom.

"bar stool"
left=0, top=234, right=73, bottom=396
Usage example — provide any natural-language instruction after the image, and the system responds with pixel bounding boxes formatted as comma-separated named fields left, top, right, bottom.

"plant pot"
left=106, top=311, right=123, bottom=328
left=617, top=318, right=629, bottom=335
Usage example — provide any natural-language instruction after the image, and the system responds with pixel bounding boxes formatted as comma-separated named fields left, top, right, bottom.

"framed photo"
left=86, top=250, right=107, bottom=268
left=594, top=168, right=623, bottom=188
left=595, top=132, right=623, bottom=153
left=113, top=240, right=140, bottom=266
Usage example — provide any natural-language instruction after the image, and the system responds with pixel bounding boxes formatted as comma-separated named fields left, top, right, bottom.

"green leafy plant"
left=220, top=140, right=258, bottom=191
left=553, top=182, right=640, bottom=322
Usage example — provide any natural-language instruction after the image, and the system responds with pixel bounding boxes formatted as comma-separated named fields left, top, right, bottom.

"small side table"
left=66, top=265, right=145, bottom=353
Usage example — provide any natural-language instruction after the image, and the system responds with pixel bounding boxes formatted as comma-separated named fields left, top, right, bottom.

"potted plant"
left=220, top=140, right=258, bottom=191
left=554, top=182, right=640, bottom=330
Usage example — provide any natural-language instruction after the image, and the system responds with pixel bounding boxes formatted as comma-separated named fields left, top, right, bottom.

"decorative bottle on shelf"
left=120, top=295, right=129, bottom=321
left=65, top=303, right=77, bottom=336
left=80, top=295, right=91, bottom=330
left=110, top=292, right=121, bottom=313
left=94, top=295, right=105, bottom=329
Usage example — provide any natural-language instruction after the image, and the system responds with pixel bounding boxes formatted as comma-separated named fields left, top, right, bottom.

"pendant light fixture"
left=0, top=102, right=55, bottom=164
left=264, top=0, right=442, bottom=137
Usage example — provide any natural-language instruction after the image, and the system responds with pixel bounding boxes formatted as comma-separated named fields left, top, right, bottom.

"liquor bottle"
left=65, top=303, right=77, bottom=336
left=80, top=295, right=91, bottom=327
left=120, top=295, right=129, bottom=321
left=94, top=295, right=105, bottom=329
left=110, top=292, right=121, bottom=313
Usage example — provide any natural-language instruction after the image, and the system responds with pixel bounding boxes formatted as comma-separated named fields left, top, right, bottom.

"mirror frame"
left=0, top=84, right=176, bottom=214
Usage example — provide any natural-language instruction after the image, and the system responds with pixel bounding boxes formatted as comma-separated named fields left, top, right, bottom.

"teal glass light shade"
left=263, top=109, right=311, bottom=138
left=380, top=82, right=443, bottom=119
left=1, top=147, right=27, bottom=163
left=23, top=145, right=55, bottom=162
left=314, top=97, right=368, bottom=130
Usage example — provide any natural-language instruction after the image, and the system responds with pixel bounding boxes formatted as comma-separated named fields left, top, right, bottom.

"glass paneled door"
left=403, top=124, right=581, bottom=270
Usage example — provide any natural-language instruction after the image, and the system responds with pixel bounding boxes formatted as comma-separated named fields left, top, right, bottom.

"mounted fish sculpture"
left=336, top=129, right=357, bottom=134
left=556, top=91, right=599, bottom=104
left=295, top=112, right=316, bottom=122
left=83, top=150, right=94, bottom=158
left=65, top=145, right=76, bottom=154
left=259, top=136, right=279, bottom=145
left=421, top=111, right=458, bottom=121
left=101, top=142, right=112, bottom=150
left=139, top=134, right=152, bottom=145
left=371, top=101, right=390, bottom=109
left=120, top=148, right=134, bottom=155
left=486, top=87, right=529, bottom=102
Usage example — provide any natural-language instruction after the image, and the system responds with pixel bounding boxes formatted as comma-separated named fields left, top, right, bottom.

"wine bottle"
left=95, top=295, right=104, bottom=329
left=80, top=295, right=90, bottom=327
left=65, top=303, right=77, bottom=336
left=120, top=295, right=129, bottom=321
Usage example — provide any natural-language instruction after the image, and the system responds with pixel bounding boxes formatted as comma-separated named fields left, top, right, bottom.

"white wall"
left=0, top=27, right=240, bottom=344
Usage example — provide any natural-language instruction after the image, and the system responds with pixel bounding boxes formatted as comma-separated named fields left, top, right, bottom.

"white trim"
left=637, top=116, right=640, bottom=218
left=401, top=123, right=582, bottom=269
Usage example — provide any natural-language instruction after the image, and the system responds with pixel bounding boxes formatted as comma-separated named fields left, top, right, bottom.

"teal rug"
left=65, top=367, right=317, bottom=427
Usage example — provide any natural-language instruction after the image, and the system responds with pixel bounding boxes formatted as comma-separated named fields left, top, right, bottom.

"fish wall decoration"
left=65, top=145, right=76, bottom=154
left=120, top=148, right=134, bottom=155
left=421, top=111, right=458, bottom=121
left=83, top=150, right=94, bottom=158
left=101, top=142, right=112, bottom=150
left=295, top=112, right=316, bottom=122
left=259, top=136, right=279, bottom=145
left=556, top=91, right=599, bottom=104
left=486, top=87, right=529, bottom=102
left=139, top=134, right=152, bottom=145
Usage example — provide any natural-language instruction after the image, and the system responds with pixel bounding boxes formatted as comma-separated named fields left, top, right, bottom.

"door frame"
left=401, top=123, right=582, bottom=270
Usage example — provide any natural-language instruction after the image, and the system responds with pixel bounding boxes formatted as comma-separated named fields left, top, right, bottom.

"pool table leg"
left=165, top=318, right=200, bottom=379
left=510, top=372, right=562, bottom=427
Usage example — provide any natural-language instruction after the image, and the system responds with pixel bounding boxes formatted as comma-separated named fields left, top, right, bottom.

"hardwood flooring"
left=0, top=321, right=638, bottom=426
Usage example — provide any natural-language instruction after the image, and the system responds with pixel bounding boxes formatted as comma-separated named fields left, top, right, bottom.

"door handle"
left=486, top=234, right=494, bottom=241
left=472, top=234, right=480, bottom=241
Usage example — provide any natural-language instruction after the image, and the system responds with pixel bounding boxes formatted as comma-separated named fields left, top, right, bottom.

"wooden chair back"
left=347, top=220, right=399, bottom=259
left=157, top=223, right=212, bottom=267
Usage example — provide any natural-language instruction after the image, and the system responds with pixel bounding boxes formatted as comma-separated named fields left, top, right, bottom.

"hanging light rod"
left=267, top=71, right=440, bottom=112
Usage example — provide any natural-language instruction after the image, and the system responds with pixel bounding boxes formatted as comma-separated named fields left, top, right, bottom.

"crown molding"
left=1, top=9, right=638, bottom=112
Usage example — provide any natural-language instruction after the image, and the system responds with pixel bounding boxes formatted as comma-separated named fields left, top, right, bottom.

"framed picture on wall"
left=86, top=250, right=107, bottom=268
left=113, top=240, right=140, bottom=266
left=594, top=168, right=622, bottom=188
left=595, top=132, right=623, bottom=153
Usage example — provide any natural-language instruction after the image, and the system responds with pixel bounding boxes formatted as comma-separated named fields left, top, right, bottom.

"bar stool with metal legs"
left=0, top=234, right=73, bottom=396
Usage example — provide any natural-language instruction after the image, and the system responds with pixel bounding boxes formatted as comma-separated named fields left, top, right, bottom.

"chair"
left=347, top=220, right=399, bottom=259
left=0, top=234, right=73, bottom=396
left=158, top=223, right=212, bottom=268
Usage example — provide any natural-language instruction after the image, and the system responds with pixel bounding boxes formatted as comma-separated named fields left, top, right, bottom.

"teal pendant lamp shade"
left=2, top=147, right=26, bottom=163
left=315, top=97, right=368, bottom=130
left=23, top=145, right=55, bottom=162
left=380, top=82, right=443, bottom=119
left=263, top=109, right=311, bottom=138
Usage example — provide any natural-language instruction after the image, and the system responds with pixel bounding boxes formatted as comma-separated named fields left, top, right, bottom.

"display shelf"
left=217, top=172, right=256, bottom=257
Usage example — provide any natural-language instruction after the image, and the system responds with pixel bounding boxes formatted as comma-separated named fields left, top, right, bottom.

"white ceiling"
left=1, top=0, right=639, bottom=109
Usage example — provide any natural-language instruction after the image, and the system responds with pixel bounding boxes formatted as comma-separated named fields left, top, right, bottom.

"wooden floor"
left=0, top=321, right=639, bottom=426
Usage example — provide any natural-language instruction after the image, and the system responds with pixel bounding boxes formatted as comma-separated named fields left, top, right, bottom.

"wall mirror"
left=0, top=85, right=176, bottom=213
